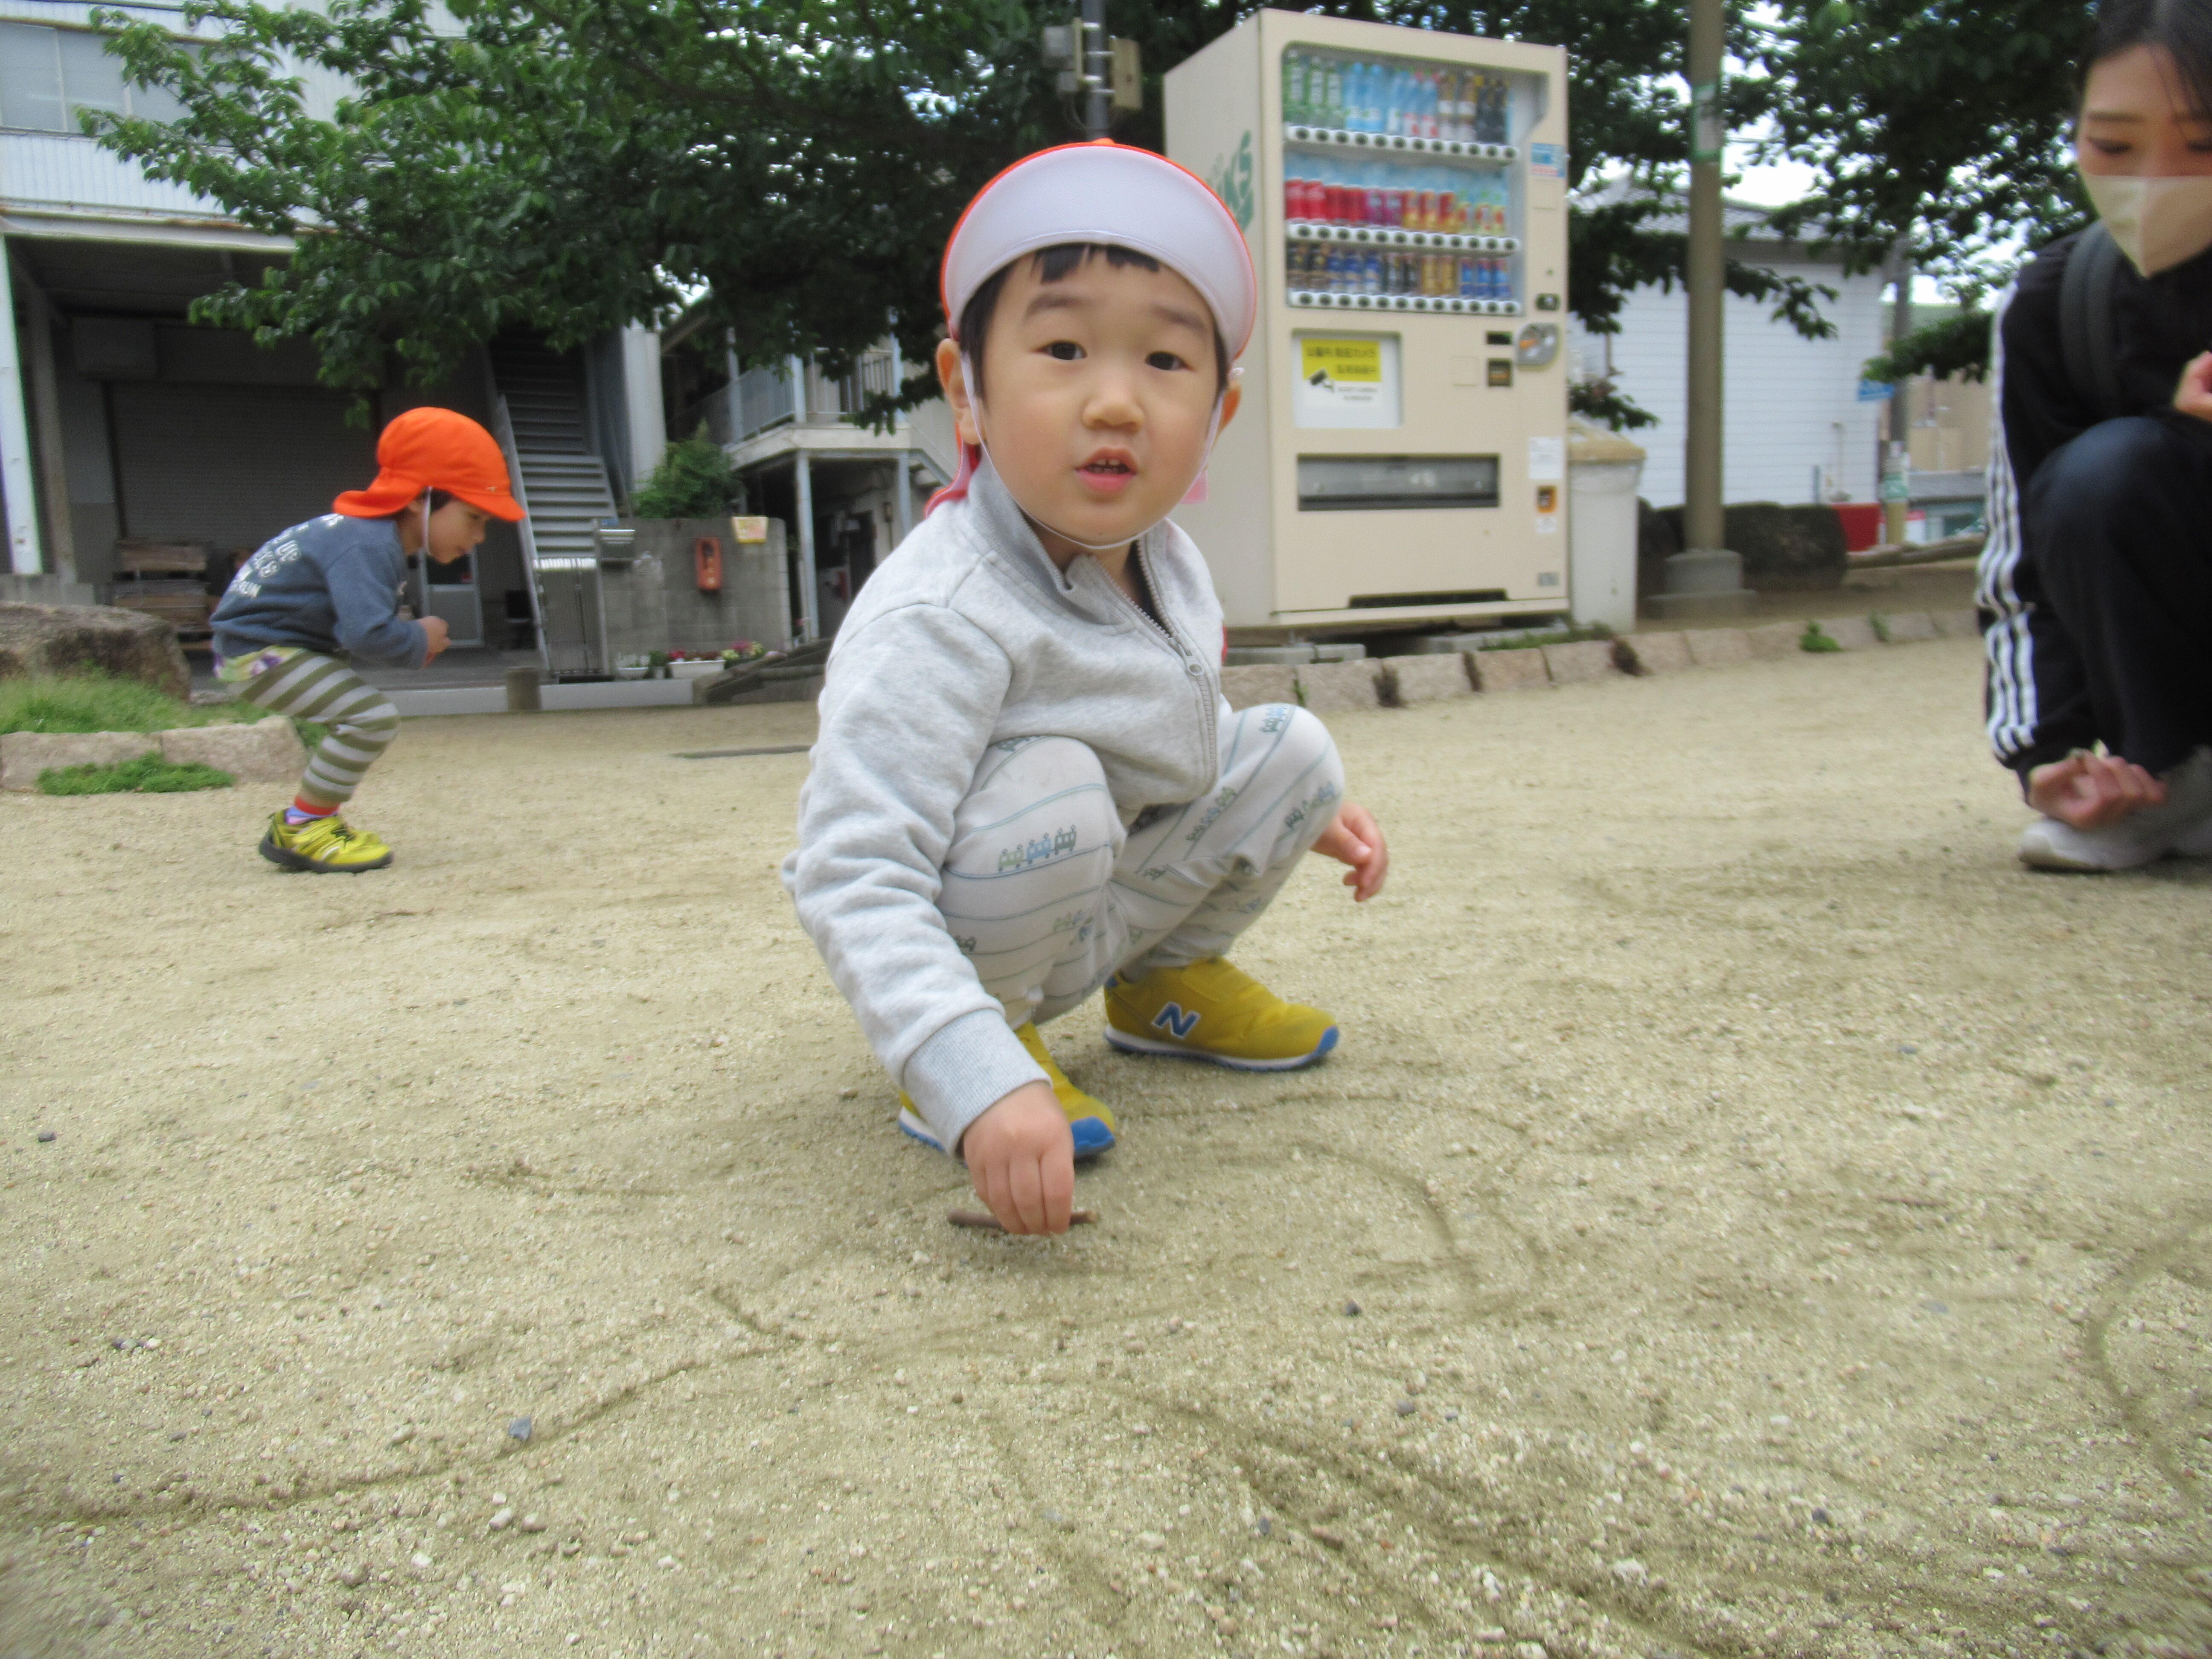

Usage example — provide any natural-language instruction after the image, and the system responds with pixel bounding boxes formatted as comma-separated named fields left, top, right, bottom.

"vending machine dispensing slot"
left=1166, top=9, right=1569, bottom=629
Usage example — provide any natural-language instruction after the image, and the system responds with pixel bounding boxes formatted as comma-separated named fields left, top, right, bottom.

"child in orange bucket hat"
left=210, top=406, right=526, bottom=873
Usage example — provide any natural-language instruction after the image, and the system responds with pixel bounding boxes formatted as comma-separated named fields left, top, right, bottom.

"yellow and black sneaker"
left=258, top=811, right=393, bottom=874
left=1104, top=957, right=1338, bottom=1070
left=896, top=1024, right=1118, bottom=1160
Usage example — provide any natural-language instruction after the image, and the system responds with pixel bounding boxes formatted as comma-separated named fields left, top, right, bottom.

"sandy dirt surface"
left=4, top=637, right=2211, bottom=1659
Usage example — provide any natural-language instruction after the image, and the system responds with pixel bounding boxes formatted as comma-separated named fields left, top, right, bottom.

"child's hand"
left=419, top=615, right=451, bottom=663
left=1313, top=801, right=1389, bottom=901
left=958, top=1083, right=1074, bottom=1234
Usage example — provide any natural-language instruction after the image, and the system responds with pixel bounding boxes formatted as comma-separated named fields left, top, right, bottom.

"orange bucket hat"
left=333, top=407, right=527, bottom=521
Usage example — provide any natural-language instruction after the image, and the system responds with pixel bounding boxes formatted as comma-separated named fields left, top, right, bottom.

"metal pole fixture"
left=1651, top=0, right=1755, bottom=619
left=1080, top=0, right=1111, bottom=140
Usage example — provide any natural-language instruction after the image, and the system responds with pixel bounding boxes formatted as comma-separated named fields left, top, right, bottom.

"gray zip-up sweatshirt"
left=783, top=459, right=1229, bottom=1153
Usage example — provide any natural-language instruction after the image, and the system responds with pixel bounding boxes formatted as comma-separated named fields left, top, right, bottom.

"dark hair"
left=2084, top=0, right=2212, bottom=113
left=955, top=242, right=1231, bottom=401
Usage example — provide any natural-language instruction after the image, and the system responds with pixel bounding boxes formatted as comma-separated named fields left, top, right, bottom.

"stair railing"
left=491, top=394, right=554, bottom=673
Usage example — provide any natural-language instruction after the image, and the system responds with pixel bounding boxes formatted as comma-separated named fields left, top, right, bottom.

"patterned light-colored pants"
left=221, top=648, right=401, bottom=807
left=938, top=703, right=1344, bottom=1030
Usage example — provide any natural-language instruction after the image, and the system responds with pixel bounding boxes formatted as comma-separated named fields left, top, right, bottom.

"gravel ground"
left=3, top=636, right=2210, bottom=1659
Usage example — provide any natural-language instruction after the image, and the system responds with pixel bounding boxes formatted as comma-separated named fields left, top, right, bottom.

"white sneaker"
left=2017, top=748, right=2212, bottom=871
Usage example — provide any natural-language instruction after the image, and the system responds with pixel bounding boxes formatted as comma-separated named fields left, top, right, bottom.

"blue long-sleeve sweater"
left=210, top=512, right=429, bottom=670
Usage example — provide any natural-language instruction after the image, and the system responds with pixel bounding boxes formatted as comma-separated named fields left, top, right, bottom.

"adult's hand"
left=2026, top=751, right=2166, bottom=829
left=2174, top=350, right=2212, bottom=425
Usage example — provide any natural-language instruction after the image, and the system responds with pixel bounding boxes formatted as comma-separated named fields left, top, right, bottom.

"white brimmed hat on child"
left=931, top=140, right=1257, bottom=515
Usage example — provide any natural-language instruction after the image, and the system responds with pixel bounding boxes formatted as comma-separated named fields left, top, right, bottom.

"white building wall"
left=1571, top=260, right=1887, bottom=509
left=0, top=131, right=215, bottom=220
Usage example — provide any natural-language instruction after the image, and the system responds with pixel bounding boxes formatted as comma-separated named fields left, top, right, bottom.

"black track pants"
left=2023, top=414, right=2212, bottom=775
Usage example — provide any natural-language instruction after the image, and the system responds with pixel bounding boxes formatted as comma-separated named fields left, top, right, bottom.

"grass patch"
left=38, top=756, right=234, bottom=796
left=1800, top=623, right=1842, bottom=653
left=0, top=673, right=273, bottom=737
left=1471, top=623, right=1616, bottom=652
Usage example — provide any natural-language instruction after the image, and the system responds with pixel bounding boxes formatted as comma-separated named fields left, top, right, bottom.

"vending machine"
left=1165, top=11, right=1571, bottom=630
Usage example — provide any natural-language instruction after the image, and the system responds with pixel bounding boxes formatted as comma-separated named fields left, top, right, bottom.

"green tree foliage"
left=1757, top=0, right=2090, bottom=290
left=1866, top=307, right=1996, bottom=385
left=631, top=425, right=745, bottom=518
left=93, top=0, right=1841, bottom=429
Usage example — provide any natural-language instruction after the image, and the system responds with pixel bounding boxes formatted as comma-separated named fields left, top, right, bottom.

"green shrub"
left=38, top=756, right=234, bottom=795
left=633, top=425, right=745, bottom=519
left=1800, top=623, right=1842, bottom=653
left=0, top=673, right=273, bottom=737
left=1655, top=503, right=1848, bottom=593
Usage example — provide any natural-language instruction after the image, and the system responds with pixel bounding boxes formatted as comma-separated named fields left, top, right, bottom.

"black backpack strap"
left=2059, top=222, right=2126, bottom=422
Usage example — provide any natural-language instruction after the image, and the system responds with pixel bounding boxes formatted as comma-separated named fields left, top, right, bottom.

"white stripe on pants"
left=937, top=703, right=1344, bottom=1030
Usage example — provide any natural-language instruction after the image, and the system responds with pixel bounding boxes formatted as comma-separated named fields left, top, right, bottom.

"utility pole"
left=1044, top=8, right=1138, bottom=141
left=1651, top=0, right=1754, bottom=619
left=1080, top=0, right=1110, bottom=140
left=1881, top=237, right=1914, bottom=544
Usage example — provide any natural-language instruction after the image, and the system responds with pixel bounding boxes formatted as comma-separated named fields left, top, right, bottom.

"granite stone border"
left=1813, top=615, right=1883, bottom=652
left=1259, top=609, right=1975, bottom=719
left=1, top=718, right=305, bottom=792
left=1470, top=649, right=1551, bottom=693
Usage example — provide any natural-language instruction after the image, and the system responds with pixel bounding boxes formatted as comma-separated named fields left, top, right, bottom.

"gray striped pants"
left=938, top=703, right=1344, bottom=1030
left=229, top=650, right=401, bottom=806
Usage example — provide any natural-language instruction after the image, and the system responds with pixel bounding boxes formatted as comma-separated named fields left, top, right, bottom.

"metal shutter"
left=110, top=384, right=378, bottom=550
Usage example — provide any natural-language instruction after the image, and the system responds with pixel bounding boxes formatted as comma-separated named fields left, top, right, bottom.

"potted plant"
left=614, top=652, right=651, bottom=680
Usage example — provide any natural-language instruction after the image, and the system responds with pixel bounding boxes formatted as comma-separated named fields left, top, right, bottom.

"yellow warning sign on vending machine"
left=1301, top=337, right=1382, bottom=383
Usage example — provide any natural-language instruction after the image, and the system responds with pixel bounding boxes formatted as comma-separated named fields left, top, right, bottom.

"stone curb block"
left=160, top=721, right=308, bottom=783
left=1295, top=659, right=1383, bottom=714
left=1930, top=608, right=1980, bottom=639
left=1877, top=611, right=1937, bottom=643
left=1377, top=655, right=1474, bottom=706
left=1621, top=632, right=1692, bottom=675
left=1541, top=640, right=1618, bottom=684
left=0, top=731, right=158, bottom=792
left=1470, top=648, right=1549, bottom=691
left=1813, top=615, right=1882, bottom=652
left=1747, top=622, right=1805, bottom=660
left=1683, top=629, right=1753, bottom=667
left=1221, top=664, right=1299, bottom=712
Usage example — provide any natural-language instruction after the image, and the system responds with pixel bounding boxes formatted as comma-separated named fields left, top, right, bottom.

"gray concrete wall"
left=605, top=518, right=792, bottom=659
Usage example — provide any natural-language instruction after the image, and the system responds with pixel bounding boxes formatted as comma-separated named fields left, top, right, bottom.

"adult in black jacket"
left=1983, top=0, right=2212, bottom=870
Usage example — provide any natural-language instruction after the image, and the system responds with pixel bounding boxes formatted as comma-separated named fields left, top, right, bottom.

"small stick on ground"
left=947, top=1209, right=1099, bottom=1231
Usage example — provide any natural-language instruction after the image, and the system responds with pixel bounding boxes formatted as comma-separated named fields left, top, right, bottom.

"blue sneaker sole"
left=1102, top=1023, right=1338, bottom=1071
left=897, top=1106, right=1115, bottom=1160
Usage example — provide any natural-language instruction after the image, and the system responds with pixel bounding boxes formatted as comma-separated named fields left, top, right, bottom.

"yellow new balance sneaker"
left=1103, top=958, right=1338, bottom=1070
left=258, top=811, right=393, bottom=873
left=897, top=1024, right=1118, bottom=1160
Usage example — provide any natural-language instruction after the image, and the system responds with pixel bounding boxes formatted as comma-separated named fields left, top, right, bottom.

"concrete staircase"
left=487, top=338, right=617, bottom=565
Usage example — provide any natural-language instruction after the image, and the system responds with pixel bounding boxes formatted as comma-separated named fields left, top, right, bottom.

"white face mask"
left=2081, top=172, right=2212, bottom=276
